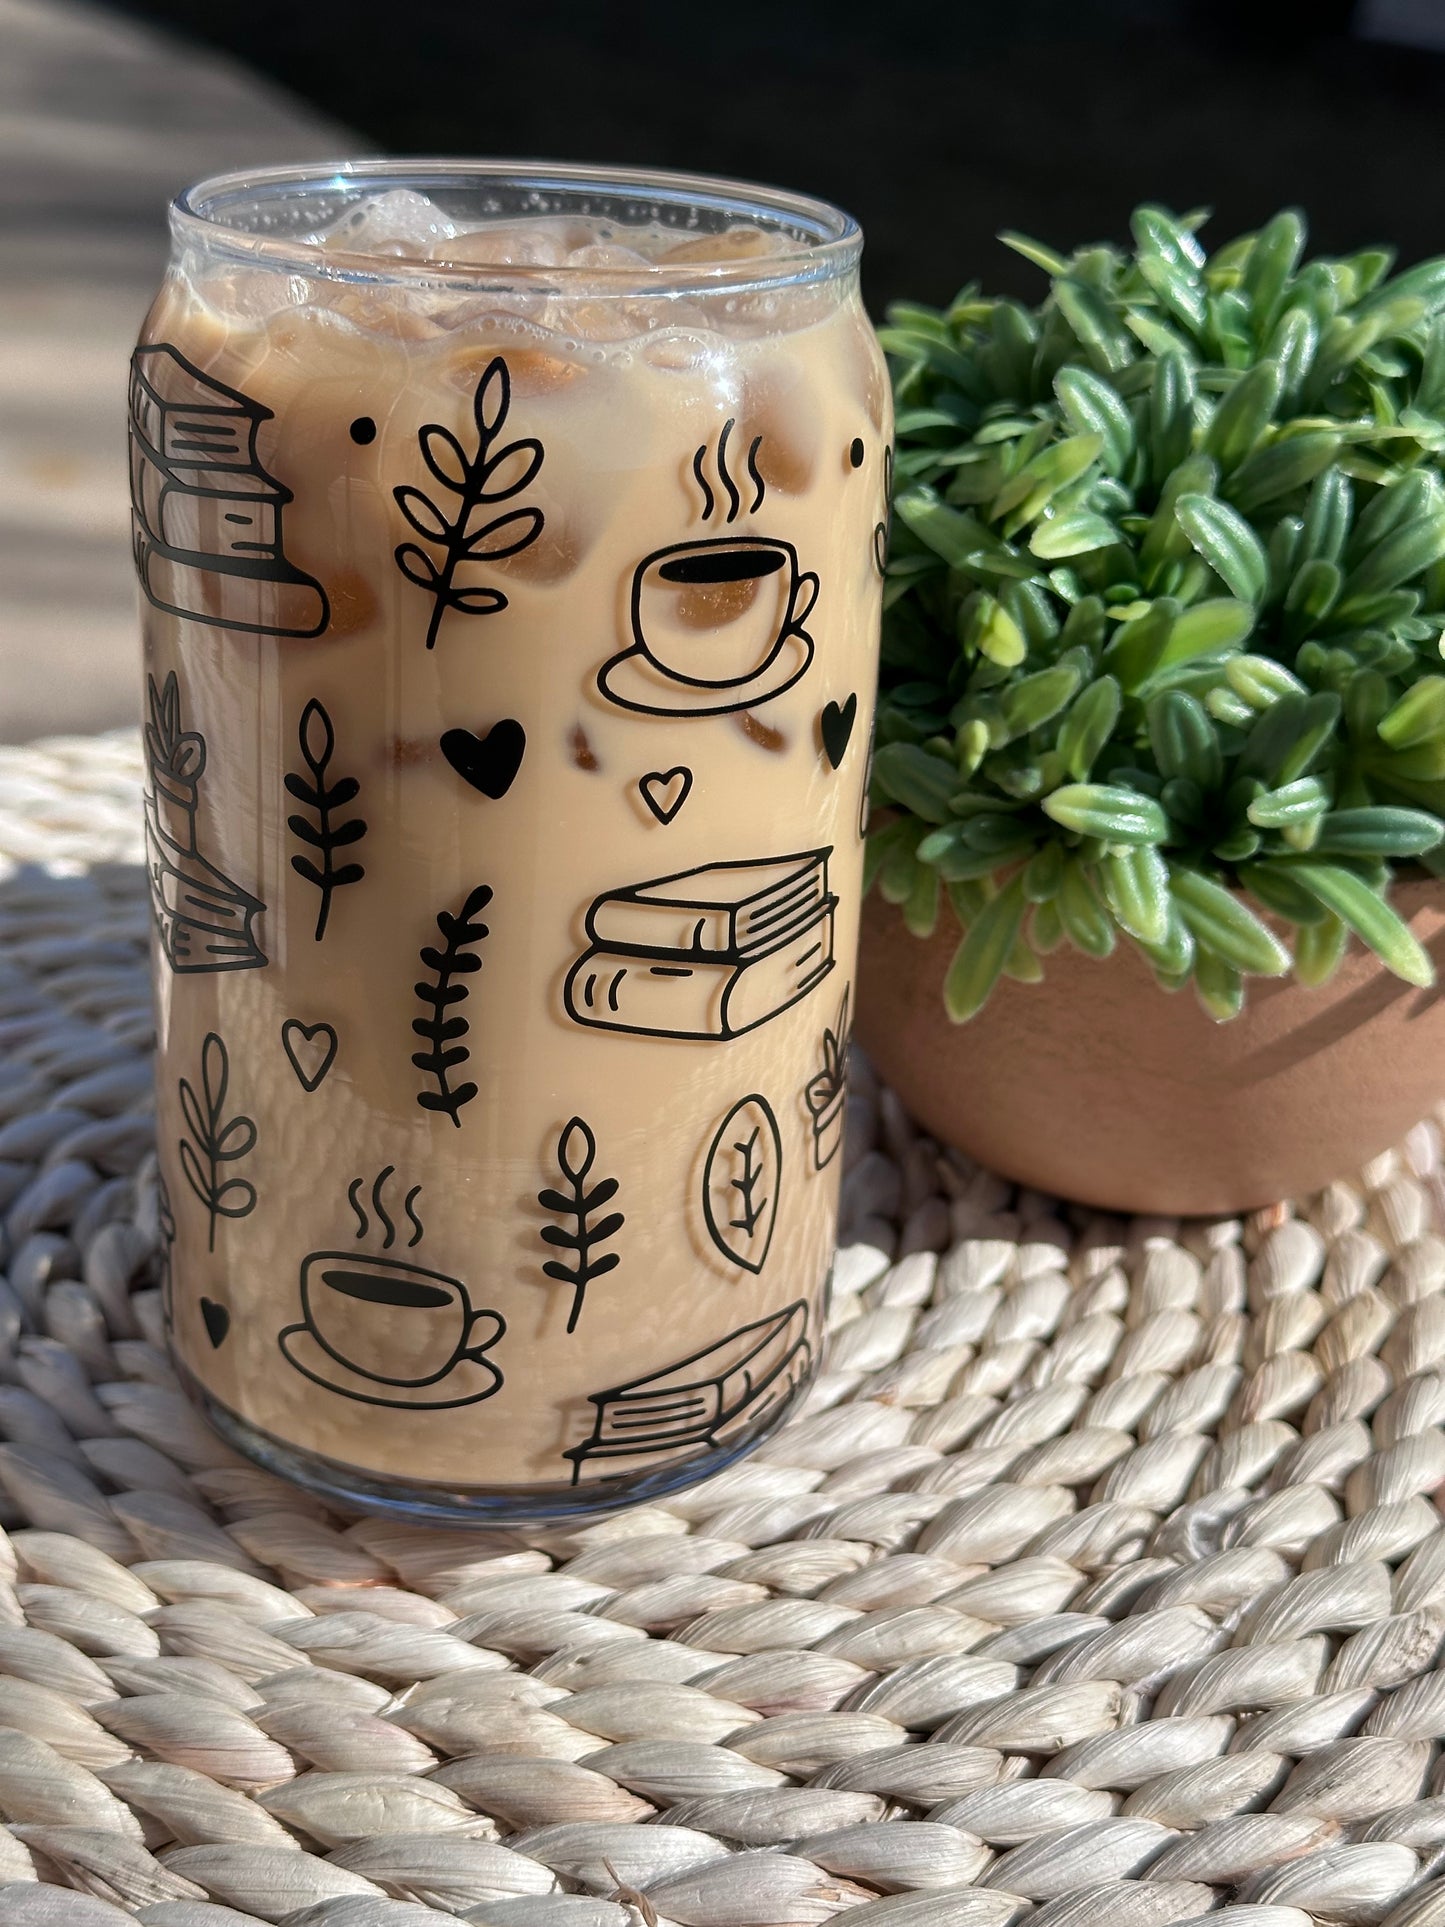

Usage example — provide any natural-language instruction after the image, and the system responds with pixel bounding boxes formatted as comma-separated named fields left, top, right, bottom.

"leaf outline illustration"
left=413, top=884, right=492, bottom=1125
left=177, top=1030, right=258, bottom=1252
left=285, top=698, right=367, bottom=940
left=391, top=354, right=546, bottom=649
left=701, top=1095, right=783, bottom=1276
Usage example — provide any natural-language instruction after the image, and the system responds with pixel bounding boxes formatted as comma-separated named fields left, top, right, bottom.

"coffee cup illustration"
left=279, top=1251, right=506, bottom=1409
left=598, top=535, right=818, bottom=717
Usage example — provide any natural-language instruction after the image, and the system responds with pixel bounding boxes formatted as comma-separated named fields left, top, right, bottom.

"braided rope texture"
left=2, top=733, right=1445, bottom=1927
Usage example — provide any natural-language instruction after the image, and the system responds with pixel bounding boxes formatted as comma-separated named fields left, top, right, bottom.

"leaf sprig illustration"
left=538, top=1116, right=624, bottom=1334
left=146, top=670, right=204, bottom=785
left=178, top=1032, right=257, bottom=1252
left=394, top=356, right=545, bottom=649
left=817, top=984, right=852, bottom=1106
left=413, top=884, right=492, bottom=1125
left=729, top=1125, right=768, bottom=1237
left=286, top=699, right=366, bottom=940
left=702, top=1096, right=782, bottom=1275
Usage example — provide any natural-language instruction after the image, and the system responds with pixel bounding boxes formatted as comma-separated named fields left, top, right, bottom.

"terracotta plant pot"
left=856, top=875, right=1445, bottom=1216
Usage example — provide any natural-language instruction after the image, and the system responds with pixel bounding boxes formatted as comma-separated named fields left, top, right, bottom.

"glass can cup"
left=133, top=160, right=890, bottom=1522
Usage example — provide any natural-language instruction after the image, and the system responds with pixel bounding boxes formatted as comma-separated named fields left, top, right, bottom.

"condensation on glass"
left=133, top=159, right=889, bottom=1521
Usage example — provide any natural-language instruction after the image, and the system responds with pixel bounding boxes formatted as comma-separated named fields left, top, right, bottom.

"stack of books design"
left=565, top=850, right=836, bottom=1040
left=128, top=345, right=329, bottom=638
left=566, top=1299, right=812, bottom=1481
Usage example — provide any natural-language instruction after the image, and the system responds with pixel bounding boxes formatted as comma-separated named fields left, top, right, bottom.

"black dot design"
left=848, top=437, right=866, bottom=470
left=349, top=416, right=377, bottom=446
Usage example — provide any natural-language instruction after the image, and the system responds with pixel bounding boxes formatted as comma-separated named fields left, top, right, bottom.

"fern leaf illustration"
left=702, top=1095, right=782, bottom=1276
left=537, top=1116, right=624, bottom=1333
left=177, top=1030, right=258, bottom=1252
left=286, top=698, right=367, bottom=940
left=391, top=355, right=546, bottom=649
left=729, top=1128, right=767, bottom=1235
left=412, top=883, right=491, bottom=1125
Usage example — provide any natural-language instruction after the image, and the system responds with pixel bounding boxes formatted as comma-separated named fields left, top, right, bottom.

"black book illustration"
left=143, top=672, right=266, bottom=973
left=564, top=1299, right=811, bottom=1483
left=563, top=850, right=836, bottom=1042
left=128, top=344, right=329, bottom=637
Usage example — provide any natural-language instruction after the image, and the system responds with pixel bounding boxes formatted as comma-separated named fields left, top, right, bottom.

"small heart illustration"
left=200, top=1298, right=230, bottom=1348
left=281, top=1019, right=338, bottom=1093
left=442, top=719, right=526, bottom=799
left=639, top=766, right=693, bottom=825
left=821, top=694, right=858, bottom=770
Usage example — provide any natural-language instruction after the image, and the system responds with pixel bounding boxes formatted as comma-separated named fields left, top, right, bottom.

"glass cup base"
left=173, top=1349, right=819, bottom=1527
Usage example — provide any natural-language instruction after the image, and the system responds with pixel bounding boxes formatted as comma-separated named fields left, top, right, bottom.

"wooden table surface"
left=0, top=0, right=346, bottom=743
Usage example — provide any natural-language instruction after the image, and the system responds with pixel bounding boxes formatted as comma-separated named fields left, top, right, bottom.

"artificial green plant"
left=870, top=205, right=1445, bottom=1020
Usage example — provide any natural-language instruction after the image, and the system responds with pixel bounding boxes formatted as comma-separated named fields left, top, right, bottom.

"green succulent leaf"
left=999, top=661, right=1085, bottom=737
left=1030, top=510, right=1125, bottom=561
left=1228, top=431, right=1344, bottom=516
left=1338, top=512, right=1445, bottom=613
left=1285, top=861, right=1435, bottom=984
left=1099, top=843, right=1172, bottom=944
left=1194, top=948, right=1245, bottom=1021
left=872, top=743, right=958, bottom=824
left=1057, top=857, right=1117, bottom=956
left=1246, top=777, right=1331, bottom=829
left=1055, top=366, right=1135, bottom=474
left=1041, top=784, right=1170, bottom=845
left=1148, top=690, right=1224, bottom=790
left=1168, top=866, right=1292, bottom=976
left=1153, top=598, right=1256, bottom=672
left=1294, top=912, right=1348, bottom=985
left=1379, top=676, right=1445, bottom=750
left=1056, top=676, right=1123, bottom=780
left=1311, top=807, right=1444, bottom=857
left=1174, top=494, right=1270, bottom=602
left=1204, top=361, right=1283, bottom=474
left=943, top=873, right=1029, bottom=1021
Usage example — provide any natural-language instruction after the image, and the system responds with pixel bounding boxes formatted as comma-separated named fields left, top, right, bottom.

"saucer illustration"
left=598, top=537, right=817, bottom=719
left=278, top=1323, right=503, bottom=1409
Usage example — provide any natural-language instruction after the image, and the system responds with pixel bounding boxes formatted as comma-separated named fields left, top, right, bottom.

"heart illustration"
left=442, top=719, right=526, bottom=799
left=282, top=1019, right=338, bottom=1093
left=639, top=766, right=693, bottom=825
left=200, top=1298, right=230, bottom=1348
left=821, top=694, right=858, bottom=770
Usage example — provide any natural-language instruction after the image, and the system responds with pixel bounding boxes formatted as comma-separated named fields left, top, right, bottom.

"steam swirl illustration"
left=691, top=417, right=765, bottom=524
left=347, top=1165, right=424, bottom=1250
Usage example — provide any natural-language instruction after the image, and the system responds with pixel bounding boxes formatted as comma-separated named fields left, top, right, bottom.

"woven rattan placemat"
left=3, top=730, right=1445, bottom=1927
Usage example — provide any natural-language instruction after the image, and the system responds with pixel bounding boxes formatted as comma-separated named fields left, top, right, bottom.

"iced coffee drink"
left=133, top=162, right=888, bottom=1519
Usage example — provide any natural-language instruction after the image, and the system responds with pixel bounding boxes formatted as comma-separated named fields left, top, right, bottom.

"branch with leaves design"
left=286, top=699, right=366, bottom=940
left=178, top=1031, right=257, bottom=1252
left=538, top=1116, right=624, bottom=1333
left=393, top=356, right=545, bottom=649
left=413, top=884, right=491, bottom=1125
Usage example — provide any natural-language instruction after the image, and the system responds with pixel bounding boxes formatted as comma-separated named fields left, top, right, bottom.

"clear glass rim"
left=171, top=158, right=863, bottom=296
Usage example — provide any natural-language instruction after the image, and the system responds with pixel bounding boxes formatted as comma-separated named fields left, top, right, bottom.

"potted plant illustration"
left=858, top=206, right=1445, bottom=1213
